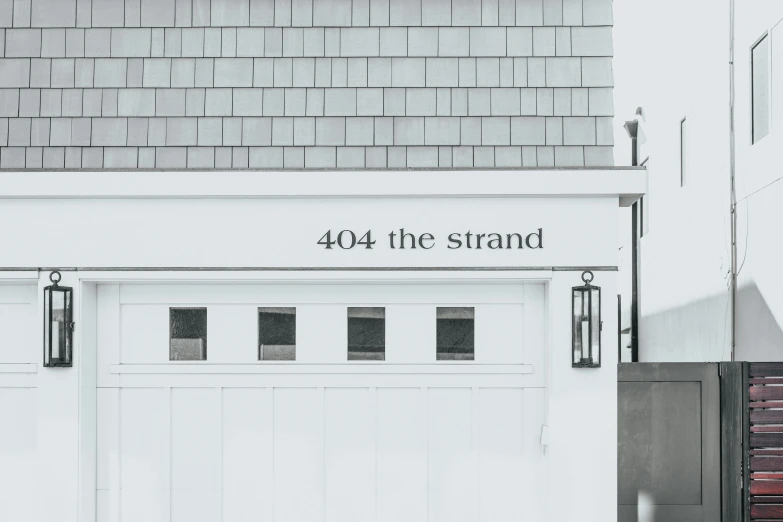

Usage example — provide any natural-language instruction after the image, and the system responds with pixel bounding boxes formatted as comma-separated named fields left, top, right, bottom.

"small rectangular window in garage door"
left=169, top=308, right=207, bottom=361
left=347, top=307, right=385, bottom=361
left=258, top=307, right=296, bottom=361
left=436, top=307, right=475, bottom=360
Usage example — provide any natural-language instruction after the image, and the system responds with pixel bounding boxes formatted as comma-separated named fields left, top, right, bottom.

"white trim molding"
left=0, top=168, right=647, bottom=206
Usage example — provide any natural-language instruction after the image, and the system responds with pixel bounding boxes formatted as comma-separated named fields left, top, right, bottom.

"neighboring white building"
left=0, top=1, right=645, bottom=522
left=614, top=0, right=783, bottom=362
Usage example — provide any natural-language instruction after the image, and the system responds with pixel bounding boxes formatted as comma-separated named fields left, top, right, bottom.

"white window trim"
left=750, top=31, right=772, bottom=145
left=679, top=117, right=687, bottom=187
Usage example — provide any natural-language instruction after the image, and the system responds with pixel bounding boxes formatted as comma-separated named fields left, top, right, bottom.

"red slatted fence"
left=750, top=363, right=783, bottom=520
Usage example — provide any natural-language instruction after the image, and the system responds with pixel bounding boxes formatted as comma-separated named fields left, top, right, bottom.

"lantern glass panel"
left=52, top=290, right=66, bottom=360
left=44, top=288, right=51, bottom=366
left=572, top=288, right=586, bottom=365
left=590, top=287, right=601, bottom=365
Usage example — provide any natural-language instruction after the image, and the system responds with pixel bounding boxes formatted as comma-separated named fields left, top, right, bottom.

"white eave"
left=0, top=167, right=647, bottom=206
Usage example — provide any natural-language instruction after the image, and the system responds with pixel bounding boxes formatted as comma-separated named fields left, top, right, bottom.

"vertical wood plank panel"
left=214, top=387, right=223, bottom=522
left=96, top=387, right=119, bottom=522
left=222, top=387, right=273, bottom=522
left=120, top=387, right=166, bottom=522
left=324, top=388, right=375, bottom=522
left=520, top=388, right=547, bottom=520
left=479, top=387, right=526, bottom=521
left=376, top=387, right=426, bottom=522
left=274, top=387, right=323, bottom=522
left=170, top=388, right=216, bottom=522
left=162, top=387, right=171, bottom=522
left=0, top=388, right=37, bottom=522
left=427, top=388, right=477, bottom=522
left=370, top=387, right=378, bottom=522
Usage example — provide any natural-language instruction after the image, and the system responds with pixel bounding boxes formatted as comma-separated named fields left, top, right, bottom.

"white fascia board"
left=0, top=168, right=647, bottom=206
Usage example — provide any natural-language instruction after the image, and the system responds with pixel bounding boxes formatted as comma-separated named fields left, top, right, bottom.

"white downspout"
left=729, top=0, right=737, bottom=361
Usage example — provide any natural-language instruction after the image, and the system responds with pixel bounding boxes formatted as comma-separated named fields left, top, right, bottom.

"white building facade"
left=0, top=1, right=642, bottom=522
left=614, top=0, right=783, bottom=362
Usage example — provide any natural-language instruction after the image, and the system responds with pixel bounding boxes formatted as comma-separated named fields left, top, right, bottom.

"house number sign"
left=317, top=228, right=544, bottom=250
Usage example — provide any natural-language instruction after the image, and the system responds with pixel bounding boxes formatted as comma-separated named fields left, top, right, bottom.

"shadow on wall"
left=639, top=283, right=783, bottom=362
left=640, top=291, right=731, bottom=362
left=736, top=283, right=783, bottom=361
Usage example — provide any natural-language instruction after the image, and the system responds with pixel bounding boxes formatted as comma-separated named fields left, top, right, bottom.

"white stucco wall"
left=613, top=0, right=783, bottom=362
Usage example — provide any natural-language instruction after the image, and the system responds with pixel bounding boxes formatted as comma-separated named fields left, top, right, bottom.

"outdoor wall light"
left=43, top=271, right=74, bottom=367
left=572, top=270, right=601, bottom=368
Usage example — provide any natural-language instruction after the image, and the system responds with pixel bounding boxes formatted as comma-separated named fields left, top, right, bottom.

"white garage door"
left=97, top=282, right=546, bottom=522
left=0, top=284, right=37, bottom=522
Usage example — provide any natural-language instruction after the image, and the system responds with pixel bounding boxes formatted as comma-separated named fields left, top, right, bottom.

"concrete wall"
left=613, top=0, right=783, bottom=362
left=0, top=0, right=615, bottom=169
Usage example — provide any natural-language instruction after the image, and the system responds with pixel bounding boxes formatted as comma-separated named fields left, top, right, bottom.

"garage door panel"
left=376, top=387, right=427, bottom=522
left=0, top=387, right=36, bottom=522
left=296, top=305, right=347, bottom=363
left=475, top=304, right=524, bottom=364
left=0, top=304, right=35, bottom=363
left=325, top=388, right=375, bottom=522
left=172, top=388, right=217, bottom=490
left=479, top=388, right=526, bottom=522
left=208, top=306, right=257, bottom=363
left=385, top=305, right=435, bottom=363
left=274, top=387, right=323, bottom=522
left=120, top=388, right=166, bottom=490
left=120, top=305, right=169, bottom=364
left=172, top=488, right=216, bottom=522
left=519, top=388, right=547, bottom=520
left=121, top=488, right=166, bottom=522
left=222, top=387, right=273, bottom=522
left=0, top=285, right=36, bottom=522
left=97, top=389, right=118, bottom=491
left=428, top=387, right=479, bottom=522
left=0, top=283, right=36, bottom=304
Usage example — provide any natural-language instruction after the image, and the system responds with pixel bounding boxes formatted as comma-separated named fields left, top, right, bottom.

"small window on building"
left=752, top=34, right=770, bottom=143
left=258, top=307, right=296, bottom=361
left=347, top=307, right=385, bottom=361
left=436, top=307, right=475, bottom=361
left=680, top=118, right=687, bottom=186
left=170, top=308, right=207, bottom=361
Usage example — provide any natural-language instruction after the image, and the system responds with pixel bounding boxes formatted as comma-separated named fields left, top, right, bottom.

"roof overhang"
left=0, top=167, right=646, bottom=206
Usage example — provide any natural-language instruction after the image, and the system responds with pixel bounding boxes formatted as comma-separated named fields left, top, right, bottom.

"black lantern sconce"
left=572, top=270, right=601, bottom=368
left=43, top=271, right=74, bottom=367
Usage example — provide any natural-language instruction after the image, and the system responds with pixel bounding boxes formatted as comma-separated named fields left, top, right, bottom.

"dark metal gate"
left=618, top=363, right=722, bottom=521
